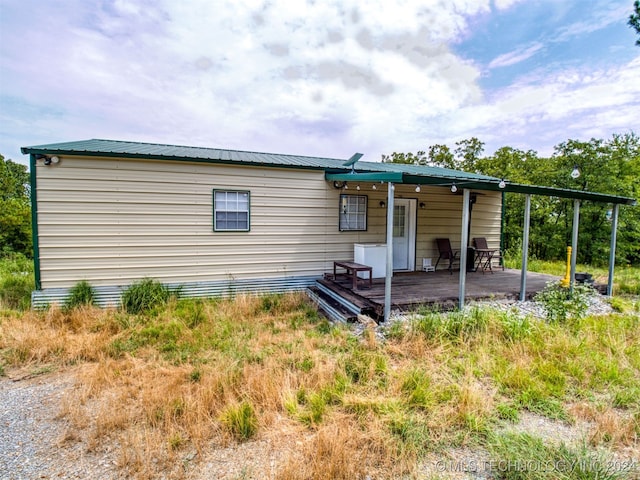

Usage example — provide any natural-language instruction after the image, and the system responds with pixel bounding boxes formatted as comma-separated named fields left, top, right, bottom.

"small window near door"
left=339, top=194, right=367, bottom=231
left=213, top=190, right=250, bottom=232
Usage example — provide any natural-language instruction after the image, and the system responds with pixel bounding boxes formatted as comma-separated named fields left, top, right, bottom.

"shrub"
left=121, top=278, right=172, bottom=314
left=65, top=280, right=96, bottom=309
left=0, top=275, right=33, bottom=310
left=534, top=282, right=593, bottom=323
left=0, top=253, right=34, bottom=310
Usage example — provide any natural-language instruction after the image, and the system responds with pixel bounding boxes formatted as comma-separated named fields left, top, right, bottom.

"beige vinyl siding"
left=35, top=156, right=503, bottom=288
left=36, top=157, right=340, bottom=288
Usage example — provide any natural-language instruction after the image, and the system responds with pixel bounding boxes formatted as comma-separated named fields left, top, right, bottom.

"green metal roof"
left=22, top=138, right=636, bottom=205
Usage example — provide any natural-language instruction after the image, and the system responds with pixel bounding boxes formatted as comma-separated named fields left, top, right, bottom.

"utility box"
left=354, top=243, right=387, bottom=278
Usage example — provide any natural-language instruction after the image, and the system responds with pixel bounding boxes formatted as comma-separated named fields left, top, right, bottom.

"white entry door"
left=392, top=199, right=417, bottom=271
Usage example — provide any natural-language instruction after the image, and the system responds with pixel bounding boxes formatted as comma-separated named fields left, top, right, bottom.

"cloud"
left=0, top=0, right=636, bottom=166
left=488, top=43, right=544, bottom=69
left=1, top=0, right=495, bottom=160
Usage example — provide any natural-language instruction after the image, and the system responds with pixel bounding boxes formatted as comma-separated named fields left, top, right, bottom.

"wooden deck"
left=320, top=268, right=560, bottom=319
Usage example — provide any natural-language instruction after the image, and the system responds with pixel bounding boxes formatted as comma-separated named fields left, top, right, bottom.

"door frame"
left=391, top=198, right=417, bottom=272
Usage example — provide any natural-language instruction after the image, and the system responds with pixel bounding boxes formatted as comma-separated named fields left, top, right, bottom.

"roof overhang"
left=325, top=170, right=637, bottom=206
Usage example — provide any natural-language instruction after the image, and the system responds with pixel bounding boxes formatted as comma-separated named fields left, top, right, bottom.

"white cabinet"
left=354, top=243, right=387, bottom=278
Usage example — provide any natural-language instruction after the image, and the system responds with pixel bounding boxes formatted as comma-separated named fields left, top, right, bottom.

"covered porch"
left=310, top=268, right=571, bottom=322
left=323, top=155, right=635, bottom=322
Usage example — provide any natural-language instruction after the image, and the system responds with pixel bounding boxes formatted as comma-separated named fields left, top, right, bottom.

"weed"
left=534, top=282, right=593, bottom=323
left=65, top=280, right=96, bottom=309
left=488, top=432, right=633, bottom=479
left=412, top=307, right=489, bottom=341
left=388, top=413, right=431, bottom=454
left=121, top=278, right=173, bottom=314
left=498, top=311, right=532, bottom=341
left=400, top=368, right=433, bottom=410
left=189, top=368, right=202, bottom=383
left=219, top=401, right=258, bottom=441
left=174, top=298, right=207, bottom=328
left=495, top=402, right=520, bottom=422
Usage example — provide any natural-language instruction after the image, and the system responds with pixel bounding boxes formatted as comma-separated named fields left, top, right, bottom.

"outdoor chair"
left=472, top=237, right=504, bottom=273
left=434, top=238, right=460, bottom=274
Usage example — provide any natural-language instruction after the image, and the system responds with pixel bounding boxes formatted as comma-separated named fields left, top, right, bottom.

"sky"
left=1, top=0, right=639, bottom=168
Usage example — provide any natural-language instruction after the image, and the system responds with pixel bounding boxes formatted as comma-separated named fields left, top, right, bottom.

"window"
left=213, top=190, right=250, bottom=232
left=339, top=194, right=367, bottom=231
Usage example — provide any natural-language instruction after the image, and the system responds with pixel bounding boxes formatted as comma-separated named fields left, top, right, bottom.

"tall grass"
left=0, top=262, right=639, bottom=478
left=0, top=253, right=34, bottom=310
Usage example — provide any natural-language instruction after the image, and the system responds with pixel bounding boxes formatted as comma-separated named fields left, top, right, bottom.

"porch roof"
left=325, top=169, right=637, bottom=205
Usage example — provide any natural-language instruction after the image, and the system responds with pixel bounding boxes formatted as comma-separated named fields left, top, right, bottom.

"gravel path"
left=0, top=372, right=118, bottom=480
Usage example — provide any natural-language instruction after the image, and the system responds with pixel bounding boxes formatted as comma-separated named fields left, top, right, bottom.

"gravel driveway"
left=0, top=372, right=118, bottom=480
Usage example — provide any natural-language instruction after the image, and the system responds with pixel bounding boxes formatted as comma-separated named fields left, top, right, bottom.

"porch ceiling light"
left=498, top=179, right=506, bottom=189
left=379, top=200, right=386, bottom=208
left=450, top=183, right=457, bottom=193
left=571, top=165, right=580, bottom=179
left=356, top=184, right=361, bottom=191
left=415, top=185, right=421, bottom=193
left=372, top=184, right=377, bottom=190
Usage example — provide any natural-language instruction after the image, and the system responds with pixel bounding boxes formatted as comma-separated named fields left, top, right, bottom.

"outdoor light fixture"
left=606, top=209, right=613, bottom=221
left=419, top=202, right=426, bottom=209
left=343, top=183, right=348, bottom=190
left=36, top=154, right=61, bottom=166
left=379, top=200, right=386, bottom=208
left=415, top=185, right=421, bottom=193
left=333, top=181, right=346, bottom=189
left=450, top=183, right=457, bottom=193
left=356, top=184, right=361, bottom=191
left=571, top=165, right=580, bottom=179
left=372, top=184, right=377, bottom=190
left=498, top=179, right=506, bottom=189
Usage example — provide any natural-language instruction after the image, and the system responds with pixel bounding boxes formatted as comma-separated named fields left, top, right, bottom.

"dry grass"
left=1, top=292, right=639, bottom=479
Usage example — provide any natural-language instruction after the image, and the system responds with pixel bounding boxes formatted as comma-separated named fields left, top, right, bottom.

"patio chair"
left=472, top=237, right=504, bottom=273
left=434, top=238, right=460, bottom=274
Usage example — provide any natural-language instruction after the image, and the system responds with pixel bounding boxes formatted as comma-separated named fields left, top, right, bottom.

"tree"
left=427, top=144, right=455, bottom=169
left=381, top=151, right=427, bottom=165
left=0, top=155, right=32, bottom=256
left=630, top=0, right=640, bottom=46
left=383, top=133, right=640, bottom=266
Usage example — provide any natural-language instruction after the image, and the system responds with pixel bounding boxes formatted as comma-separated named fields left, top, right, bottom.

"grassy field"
left=0, top=258, right=639, bottom=479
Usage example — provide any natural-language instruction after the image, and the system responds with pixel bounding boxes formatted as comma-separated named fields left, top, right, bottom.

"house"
left=22, top=139, right=635, bottom=317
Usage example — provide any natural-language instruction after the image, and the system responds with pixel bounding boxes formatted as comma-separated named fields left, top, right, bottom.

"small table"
left=333, top=261, right=373, bottom=290
left=474, top=249, right=496, bottom=273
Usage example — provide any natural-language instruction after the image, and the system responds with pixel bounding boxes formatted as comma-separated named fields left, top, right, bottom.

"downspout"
left=384, top=182, right=394, bottom=322
left=458, top=189, right=471, bottom=310
left=606, top=204, right=619, bottom=296
left=29, top=154, right=41, bottom=290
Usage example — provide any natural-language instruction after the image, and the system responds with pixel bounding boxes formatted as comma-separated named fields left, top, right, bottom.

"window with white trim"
left=213, top=190, right=250, bottom=232
left=339, top=194, right=367, bottom=231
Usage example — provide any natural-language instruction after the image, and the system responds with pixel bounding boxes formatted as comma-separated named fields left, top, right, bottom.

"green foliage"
left=0, top=253, right=34, bottom=310
left=219, top=401, right=258, bottom=441
left=65, top=280, right=96, bottom=309
left=630, top=0, right=640, bottom=46
left=383, top=133, right=640, bottom=267
left=488, top=432, right=633, bottom=479
left=0, top=155, right=32, bottom=257
left=412, top=307, right=489, bottom=341
left=121, top=278, right=173, bottom=314
left=400, top=368, right=433, bottom=410
left=534, top=282, right=593, bottom=323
